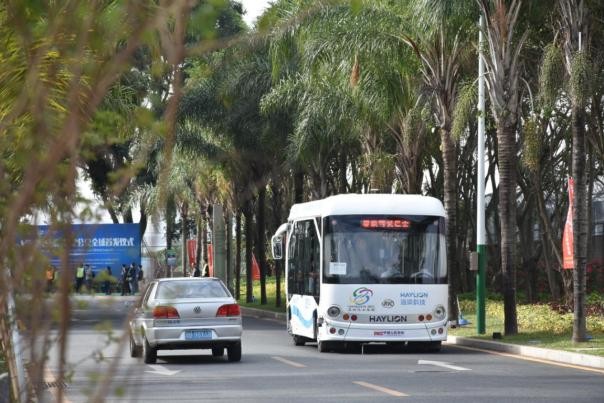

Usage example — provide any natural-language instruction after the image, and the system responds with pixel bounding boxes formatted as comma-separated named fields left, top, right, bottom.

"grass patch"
left=452, top=296, right=604, bottom=357
left=236, top=277, right=287, bottom=313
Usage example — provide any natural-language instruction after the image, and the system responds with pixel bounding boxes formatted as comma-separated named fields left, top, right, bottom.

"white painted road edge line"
left=353, top=381, right=408, bottom=397
left=271, top=356, right=306, bottom=368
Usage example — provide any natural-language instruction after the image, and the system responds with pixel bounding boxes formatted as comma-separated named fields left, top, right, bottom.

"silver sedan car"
left=129, top=277, right=242, bottom=363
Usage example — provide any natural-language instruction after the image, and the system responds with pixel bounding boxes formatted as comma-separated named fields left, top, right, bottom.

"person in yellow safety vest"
left=75, top=263, right=85, bottom=293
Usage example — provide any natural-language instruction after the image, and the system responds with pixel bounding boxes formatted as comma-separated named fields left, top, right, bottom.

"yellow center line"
left=353, top=381, right=409, bottom=397
left=449, top=344, right=604, bottom=375
left=271, top=356, right=307, bottom=368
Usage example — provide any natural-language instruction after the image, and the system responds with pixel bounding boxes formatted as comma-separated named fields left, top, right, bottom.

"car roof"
left=155, top=277, right=222, bottom=282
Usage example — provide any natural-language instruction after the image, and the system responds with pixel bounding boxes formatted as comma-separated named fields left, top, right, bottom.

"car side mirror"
left=271, top=235, right=283, bottom=260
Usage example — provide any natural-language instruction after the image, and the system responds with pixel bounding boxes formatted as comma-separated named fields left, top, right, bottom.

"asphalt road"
left=42, top=298, right=603, bottom=402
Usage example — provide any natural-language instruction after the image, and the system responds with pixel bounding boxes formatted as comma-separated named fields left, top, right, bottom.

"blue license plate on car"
left=185, top=330, right=212, bottom=340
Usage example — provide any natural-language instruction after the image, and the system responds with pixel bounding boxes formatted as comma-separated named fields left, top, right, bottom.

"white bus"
left=271, top=194, right=448, bottom=352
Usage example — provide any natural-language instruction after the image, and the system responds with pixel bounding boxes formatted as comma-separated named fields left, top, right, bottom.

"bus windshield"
left=322, top=215, right=446, bottom=284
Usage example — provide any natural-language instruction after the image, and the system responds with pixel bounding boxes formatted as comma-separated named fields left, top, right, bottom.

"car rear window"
left=156, top=280, right=230, bottom=299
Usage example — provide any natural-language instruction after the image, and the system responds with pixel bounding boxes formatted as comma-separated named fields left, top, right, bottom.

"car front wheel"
left=227, top=342, right=241, bottom=362
left=142, top=336, right=157, bottom=364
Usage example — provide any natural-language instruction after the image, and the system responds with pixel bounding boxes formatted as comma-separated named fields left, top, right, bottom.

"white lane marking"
left=418, top=359, right=471, bottom=371
left=271, top=356, right=306, bottom=368
left=353, top=381, right=408, bottom=397
left=145, top=364, right=181, bottom=376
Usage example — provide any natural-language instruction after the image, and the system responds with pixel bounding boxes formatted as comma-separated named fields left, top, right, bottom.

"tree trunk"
left=571, top=105, right=588, bottom=342
left=181, top=203, right=188, bottom=277
left=244, top=199, right=254, bottom=303
left=497, top=122, right=519, bottom=335
left=441, top=129, right=459, bottom=322
left=202, top=213, right=208, bottom=274
left=257, top=187, right=267, bottom=304
left=195, top=215, right=202, bottom=273
left=226, top=209, right=233, bottom=294
left=294, top=169, right=304, bottom=203
left=271, top=181, right=283, bottom=307
left=235, top=210, right=242, bottom=300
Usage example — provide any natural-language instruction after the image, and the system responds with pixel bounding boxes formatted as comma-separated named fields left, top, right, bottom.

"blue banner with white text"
left=37, top=223, right=141, bottom=275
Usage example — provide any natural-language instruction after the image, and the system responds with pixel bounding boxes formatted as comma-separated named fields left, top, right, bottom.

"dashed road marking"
left=353, top=381, right=408, bottom=397
left=271, top=356, right=306, bottom=368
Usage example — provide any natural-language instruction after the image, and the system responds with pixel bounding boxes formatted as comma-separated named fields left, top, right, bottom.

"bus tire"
left=293, top=335, right=306, bottom=346
left=317, top=340, right=330, bottom=353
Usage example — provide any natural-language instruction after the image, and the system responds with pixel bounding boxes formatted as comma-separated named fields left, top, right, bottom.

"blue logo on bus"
left=350, top=287, right=374, bottom=305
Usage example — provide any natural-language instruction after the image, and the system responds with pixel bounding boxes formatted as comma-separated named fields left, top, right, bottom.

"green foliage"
left=451, top=81, right=477, bottom=140
left=522, top=115, right=541, bottom=172
left=569, top=50, right=593, bottom=106
left=538, top=44, right=563, bottom=112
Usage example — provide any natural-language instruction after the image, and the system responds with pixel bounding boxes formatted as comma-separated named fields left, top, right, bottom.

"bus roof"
left=288, top=194, right=445, bottom=221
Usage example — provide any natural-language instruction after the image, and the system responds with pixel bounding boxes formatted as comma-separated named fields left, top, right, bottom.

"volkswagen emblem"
left=193, top=306, right=201, bottom=314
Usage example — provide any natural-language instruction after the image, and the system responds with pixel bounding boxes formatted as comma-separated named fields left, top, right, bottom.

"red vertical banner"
left=207, top=244, right=214, bottom=276
left=252, top=254, right=261, bottom=280
left=187, top=239, right=197, bottom=267
left=562, top=177, right=575, bottom=269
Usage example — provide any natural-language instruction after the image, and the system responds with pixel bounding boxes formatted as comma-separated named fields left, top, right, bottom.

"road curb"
left=447, top=335, right=604, bottom=370
left=241, top=306, right=286, bottom=322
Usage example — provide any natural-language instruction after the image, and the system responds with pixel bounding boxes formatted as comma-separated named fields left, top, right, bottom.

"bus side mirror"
left=271, top=235, right=283, bottom=260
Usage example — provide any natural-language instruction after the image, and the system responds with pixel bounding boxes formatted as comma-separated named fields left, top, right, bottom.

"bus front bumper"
left=320, top=320, right=448, bottom=342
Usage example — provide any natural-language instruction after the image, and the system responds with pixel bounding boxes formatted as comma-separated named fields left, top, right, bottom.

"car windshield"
left=323, top=215, right=447, bottom=284
left=155, top=280, right=230, bottom=299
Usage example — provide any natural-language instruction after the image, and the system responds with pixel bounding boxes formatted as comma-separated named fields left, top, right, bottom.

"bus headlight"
left=433, top=305, right=446, bottom=320
left=327, top=306, right=341, bottom=318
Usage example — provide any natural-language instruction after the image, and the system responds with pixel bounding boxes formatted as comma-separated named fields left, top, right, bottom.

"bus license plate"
left=185, top=330, right=212, bottom=340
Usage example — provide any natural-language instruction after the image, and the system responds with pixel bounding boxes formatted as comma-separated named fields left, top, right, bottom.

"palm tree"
left=478, top=0, right=529, bottom=335
left=558, top=0, right=590, bottom=342
left=401, top=0, right=476, bottom=321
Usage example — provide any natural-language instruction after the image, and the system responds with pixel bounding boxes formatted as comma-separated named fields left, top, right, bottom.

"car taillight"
left=153, top=306, right=180, bottom=319
left=216, top=304, right=240, bottom=317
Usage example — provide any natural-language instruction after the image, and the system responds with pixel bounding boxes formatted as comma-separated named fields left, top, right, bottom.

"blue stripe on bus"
left=291, top=305, right=314, bottom=328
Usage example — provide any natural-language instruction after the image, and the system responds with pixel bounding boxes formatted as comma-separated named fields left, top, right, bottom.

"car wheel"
left=212, top=347, right=224, bottom=357
left=227, top=342, right=242, bottom=362
left=142, top=336, right=157, bottom=364
left=292, top=335, right=306, bottom=346
left=129, top=332, right=142, bottom=358
left=317, top=339, right=330, bottom=353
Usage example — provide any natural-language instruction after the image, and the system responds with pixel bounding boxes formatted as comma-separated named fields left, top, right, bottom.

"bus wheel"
left=293, top=335, right=306, bottom=346
left=317, top=340, right=330, bottom=353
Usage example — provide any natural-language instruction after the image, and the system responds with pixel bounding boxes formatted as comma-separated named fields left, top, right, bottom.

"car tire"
left=292, top=335, right=306, bottom=346
left=317, top=339, right=330, bottom=353
left=227, top=342, right=242, bottom=362
left=129, top=332, right=142, bottom=358
left=212, top=347, right=224, bottom=357
left=142, top=336, right=157, bottom=364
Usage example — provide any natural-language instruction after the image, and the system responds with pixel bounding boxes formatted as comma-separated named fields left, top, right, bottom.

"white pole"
left=478, top=16, right=486, bottom=246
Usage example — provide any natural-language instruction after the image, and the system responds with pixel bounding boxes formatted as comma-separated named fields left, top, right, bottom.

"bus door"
left=287, top=219, right=321, bottom=339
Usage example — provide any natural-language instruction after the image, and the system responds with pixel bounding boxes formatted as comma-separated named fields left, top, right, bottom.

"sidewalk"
left=241, top=306, right=604, bottom=370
